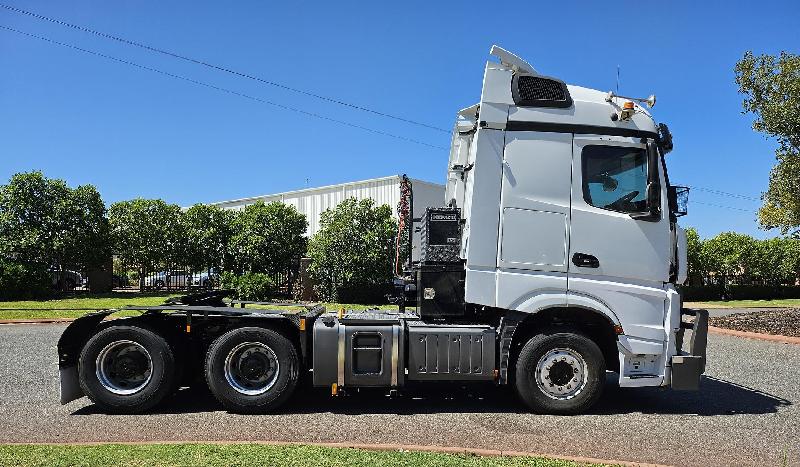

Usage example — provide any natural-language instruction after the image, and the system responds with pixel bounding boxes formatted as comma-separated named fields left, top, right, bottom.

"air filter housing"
left=419, top=207, right=461, bottom=264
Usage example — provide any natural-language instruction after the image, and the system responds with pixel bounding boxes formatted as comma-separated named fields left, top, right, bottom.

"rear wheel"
left=78, top=325, right=178, bottom=414
left=205, top=327, right=299, bottom=414
left=515, top=329, right=605, bottom=414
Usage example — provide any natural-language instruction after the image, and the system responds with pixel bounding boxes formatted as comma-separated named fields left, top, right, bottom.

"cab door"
left=494, top=131, right=573, bottom=310
left=568, top=136, right=670, bottom=342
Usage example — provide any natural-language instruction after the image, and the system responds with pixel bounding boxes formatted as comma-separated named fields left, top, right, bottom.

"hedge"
left=681, top=284, right=800, bottom=301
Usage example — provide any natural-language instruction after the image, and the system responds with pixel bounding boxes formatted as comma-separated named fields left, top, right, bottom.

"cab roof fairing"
left=478, top=45, right=659, bottom=136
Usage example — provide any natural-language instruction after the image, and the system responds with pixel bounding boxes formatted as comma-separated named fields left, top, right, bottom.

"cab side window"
left=582, top=145, right=648, bottom=213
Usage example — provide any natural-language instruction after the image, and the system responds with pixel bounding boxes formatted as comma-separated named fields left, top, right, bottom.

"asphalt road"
left=0, top=324, right=798, bottom=467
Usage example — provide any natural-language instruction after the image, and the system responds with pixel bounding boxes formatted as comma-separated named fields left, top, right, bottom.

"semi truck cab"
left=57, top=46, right=707, bottom=416
left=444, top=46, right=704, bottom=395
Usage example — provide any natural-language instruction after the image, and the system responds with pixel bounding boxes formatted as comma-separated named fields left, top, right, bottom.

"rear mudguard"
left=57, top=310, right=116, bottom=404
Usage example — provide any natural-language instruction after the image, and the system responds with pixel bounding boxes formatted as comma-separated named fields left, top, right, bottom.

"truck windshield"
left=582, top=145, right=648, bottom=213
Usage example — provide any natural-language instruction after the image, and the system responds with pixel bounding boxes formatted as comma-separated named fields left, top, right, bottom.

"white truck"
left=57, top=46, right=707, bottom=415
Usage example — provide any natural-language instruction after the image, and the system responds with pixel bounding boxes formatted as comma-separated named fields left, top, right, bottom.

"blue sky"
left=1, top=1, right=798, bottom=239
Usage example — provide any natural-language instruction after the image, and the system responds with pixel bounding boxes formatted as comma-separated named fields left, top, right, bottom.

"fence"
left=111, top=256, right=301, bottom=297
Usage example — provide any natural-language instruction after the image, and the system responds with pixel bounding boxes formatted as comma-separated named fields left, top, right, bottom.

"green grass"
left=0, top=443, right=601, bottom=467
left=0, top=293, right=404, bottom=320
left=685, top=298, right=800, bottom=309
left=0, top=293, right=178, bottom=320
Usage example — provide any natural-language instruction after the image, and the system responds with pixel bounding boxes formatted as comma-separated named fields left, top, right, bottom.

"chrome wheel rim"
left=224, top=342, right=280, bottom=395
left=535, top=348, right=588, bottom=400
left=96, top=340, right=153, bottom=395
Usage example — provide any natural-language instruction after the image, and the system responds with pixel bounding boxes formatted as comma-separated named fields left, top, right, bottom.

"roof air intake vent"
left=512, top=74, right=573, bottom=108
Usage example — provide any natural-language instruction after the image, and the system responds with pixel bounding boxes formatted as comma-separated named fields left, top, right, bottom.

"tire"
left=78, top=325, right=178, bottom=414
left=205, top=327, right=299, bottom=414
left=514, top=329, right=605, bottom=415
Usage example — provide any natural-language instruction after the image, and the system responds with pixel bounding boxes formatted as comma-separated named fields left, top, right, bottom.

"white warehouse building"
left=209, top=175, right=445, bottom=237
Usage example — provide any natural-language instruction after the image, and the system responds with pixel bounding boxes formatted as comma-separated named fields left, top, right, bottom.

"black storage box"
left=416, top=264, right=465, bottom=319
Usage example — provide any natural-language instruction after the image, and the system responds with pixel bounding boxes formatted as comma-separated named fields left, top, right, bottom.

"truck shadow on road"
left=71, top=374, right=790, bottom=417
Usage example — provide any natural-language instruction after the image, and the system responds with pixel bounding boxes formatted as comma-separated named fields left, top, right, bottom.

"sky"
left=0, top=1, right=798, bottom=239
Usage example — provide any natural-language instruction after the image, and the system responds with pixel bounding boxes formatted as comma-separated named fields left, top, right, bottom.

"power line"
left=0, top=3, right=450, bottom=134
left=0, top=25, right=448, bottom=151
left=688, top=186, right=761, bottom=202
left=692, top=201, right=758, bottom=213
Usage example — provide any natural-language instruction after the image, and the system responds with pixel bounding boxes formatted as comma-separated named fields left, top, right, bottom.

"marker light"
left=623, top=101, right=635, bottom=110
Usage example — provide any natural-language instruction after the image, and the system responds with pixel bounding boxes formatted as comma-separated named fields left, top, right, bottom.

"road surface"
left=0, top=323, right=797, bottom=466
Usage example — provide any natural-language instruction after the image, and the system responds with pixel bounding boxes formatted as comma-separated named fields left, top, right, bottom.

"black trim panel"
left=506, top=120, right=658, bottom=140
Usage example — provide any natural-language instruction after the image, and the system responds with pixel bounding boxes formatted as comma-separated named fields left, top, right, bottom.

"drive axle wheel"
left=205, top=327, right=299, bottom=414
left=515, top=329, right=605, bottom=415
left=78, top=325, right=178, bottom=414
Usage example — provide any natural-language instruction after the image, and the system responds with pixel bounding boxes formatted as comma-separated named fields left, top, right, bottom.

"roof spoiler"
left=489, top=45, right=537, bottom=75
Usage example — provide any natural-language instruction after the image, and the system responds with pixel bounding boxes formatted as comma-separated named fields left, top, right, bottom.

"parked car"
left=51, top=269, right=83, bottom=291
left=190, top=269, right=219, bottom=289
left=143, top=271, right=190, bottom=290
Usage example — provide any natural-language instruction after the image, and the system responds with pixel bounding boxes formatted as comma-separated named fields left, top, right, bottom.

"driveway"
left=0, top=323, right=797, bottom=466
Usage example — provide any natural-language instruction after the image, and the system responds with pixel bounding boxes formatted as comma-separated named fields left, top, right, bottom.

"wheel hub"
left=534, top=348, right=587, bottom=400
left=224, top=342, right=279, bottom=395
left=96, top=340, right=153, bottom=395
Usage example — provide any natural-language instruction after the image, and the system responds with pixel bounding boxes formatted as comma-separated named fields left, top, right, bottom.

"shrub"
left=307, top=198, right=396, bottom=303
left=220, top=271, right=275, bottom=301
left=0, top=259, right=51, bottom=300
left=680, top=284, right=800, bottom=301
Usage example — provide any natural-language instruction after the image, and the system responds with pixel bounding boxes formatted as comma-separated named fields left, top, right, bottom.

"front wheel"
left=205, top=327, right=299, bottom=414
left=515, top=329, right=605, bottom=415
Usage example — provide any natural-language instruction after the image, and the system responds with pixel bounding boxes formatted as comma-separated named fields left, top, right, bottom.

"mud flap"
left=60, top=365, right=83, bottom=404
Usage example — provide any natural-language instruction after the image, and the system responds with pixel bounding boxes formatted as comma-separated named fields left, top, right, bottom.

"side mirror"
left=631, top=141, right=662, bottom=222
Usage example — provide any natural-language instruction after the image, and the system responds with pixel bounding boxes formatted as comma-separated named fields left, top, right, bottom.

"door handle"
left=572, top=253, right=599, bottom=268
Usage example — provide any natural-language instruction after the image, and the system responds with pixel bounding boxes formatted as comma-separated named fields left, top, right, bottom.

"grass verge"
left=684, top=299, right=800, bottom=309
left=0, top=293, right=178, bottom=320
left=0, top=443, right=602, bottom=467
left=0, top=293, right=402, bottom=320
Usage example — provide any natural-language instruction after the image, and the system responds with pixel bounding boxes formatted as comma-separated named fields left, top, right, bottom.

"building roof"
left=208, top=175, right=443, bottom=208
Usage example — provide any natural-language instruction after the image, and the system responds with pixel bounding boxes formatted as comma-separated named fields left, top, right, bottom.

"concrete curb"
left=708, top=325, right=800, bottom=345
left=0, top=440, right=671, bottom=466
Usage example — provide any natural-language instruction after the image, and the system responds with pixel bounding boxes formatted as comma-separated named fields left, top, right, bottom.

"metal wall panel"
left=208, top=176, right=444, bottom=237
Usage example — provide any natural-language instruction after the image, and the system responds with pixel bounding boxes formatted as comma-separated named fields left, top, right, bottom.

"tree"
left=0, top=171, right=109, bottom=296
left=182, top=204, right=234, bottom=271
left=735, top=51, right=800, bottom=235
left=228, top=201, right=307, bottom=275
left=307, top=198, right=397, bottom=303
left=0, top=171, right=109, bottom=272
left=109, top=199, right=184, bottom=284
left=684, top=227, right=705, bottom=285
left=58, top=184, right=110, bottom=271
left=702, top=232, right=759, bottom=284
